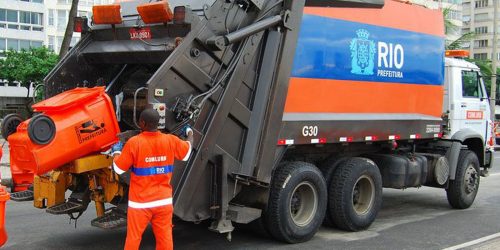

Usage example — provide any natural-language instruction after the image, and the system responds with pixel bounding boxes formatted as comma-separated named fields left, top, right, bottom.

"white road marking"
left=442, top=232, right=500, bottom=250
left=490, top=173, right=500, bottom=177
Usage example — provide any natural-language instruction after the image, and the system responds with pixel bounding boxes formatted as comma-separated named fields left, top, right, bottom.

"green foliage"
left=0, top=47, right=58, bottom=87
left=443, top=7, right=475, bottom=50
left=446, top=32, right=476, bottom=50
left=444, top=7, right=498, bottom=102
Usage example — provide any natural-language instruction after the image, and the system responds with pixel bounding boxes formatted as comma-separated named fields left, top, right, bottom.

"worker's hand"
left=111, top=141, right=124, bottom=156
left=182, top=125, right=193, bottom=137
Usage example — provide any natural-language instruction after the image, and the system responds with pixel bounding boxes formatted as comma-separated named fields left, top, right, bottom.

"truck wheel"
left=446, top=150, right=480, bottom=209
left=265, top=161, right=327, bottom=243
left=319, top=157, right=347, bottom=227
left=329, top=157, right=382, bottom=231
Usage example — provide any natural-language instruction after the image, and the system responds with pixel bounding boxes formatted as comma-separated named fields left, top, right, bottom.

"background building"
left=462, top=0, right=500, bottom=61
left=0, top=0, right=45, bottom=56
left=411, top=0, right=463, bottom=44
left=0, top=0, right=113, bottom=56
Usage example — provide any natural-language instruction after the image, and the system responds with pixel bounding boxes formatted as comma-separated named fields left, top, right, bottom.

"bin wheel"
left=446, top=150, right=480, bottom=209
left=264, top=161, right=327, bottom=243
left=28, top=115, right=56, bottom=145
left=1, top=114, right=24, bottom=139
left=329, top=157, right=382, bottom=231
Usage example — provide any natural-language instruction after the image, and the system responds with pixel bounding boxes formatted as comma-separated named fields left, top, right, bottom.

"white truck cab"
left=442, top=51, right=494, bottom=175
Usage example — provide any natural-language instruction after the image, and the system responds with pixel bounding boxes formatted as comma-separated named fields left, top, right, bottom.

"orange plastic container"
left=0, top=185, right=8, bottom=247
left=8, top=87, right=120, bottom=176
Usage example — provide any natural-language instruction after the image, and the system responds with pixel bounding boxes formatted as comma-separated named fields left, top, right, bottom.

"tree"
left=59, top=0, right=79, bottom=59
left=442, top=7, right=500, bottom=103
left=466, top=58, right=500, bottom=104
left=443, top=7, right=475, bottom=50
left=0, top=47, right=59, bottom=87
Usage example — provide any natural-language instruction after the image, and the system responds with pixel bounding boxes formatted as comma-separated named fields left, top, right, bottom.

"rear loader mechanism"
left=5, top=0, right=303, bottom=235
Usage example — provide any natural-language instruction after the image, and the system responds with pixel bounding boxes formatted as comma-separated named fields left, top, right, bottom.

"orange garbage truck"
left=1, top=0, right=494, bottom=244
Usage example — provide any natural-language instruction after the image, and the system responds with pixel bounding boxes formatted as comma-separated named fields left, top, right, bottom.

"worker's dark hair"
left=139, top=108, right=160, bottom=131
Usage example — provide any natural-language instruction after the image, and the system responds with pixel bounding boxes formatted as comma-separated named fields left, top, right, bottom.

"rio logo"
left=350, top=29, right=405, bottom=78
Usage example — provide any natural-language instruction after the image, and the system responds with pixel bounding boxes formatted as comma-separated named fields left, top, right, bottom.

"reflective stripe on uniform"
left=128, top=198, right=173, bottom=209
left=182, top=141, right=192, bottom=161
left=113, top=162, right=126, bottom=175
left=131, top=165, right=173, bottom=176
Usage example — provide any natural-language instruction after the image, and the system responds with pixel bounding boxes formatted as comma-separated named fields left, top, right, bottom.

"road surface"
left=2, top=141, right=500, bottom=249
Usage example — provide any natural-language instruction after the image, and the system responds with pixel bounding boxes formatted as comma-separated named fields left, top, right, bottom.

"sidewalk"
left=0, top=138, right=12, bottom=179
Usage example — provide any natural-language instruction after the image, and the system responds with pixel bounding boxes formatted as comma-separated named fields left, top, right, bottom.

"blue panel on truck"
left=291, top=15, right=445, bottom=86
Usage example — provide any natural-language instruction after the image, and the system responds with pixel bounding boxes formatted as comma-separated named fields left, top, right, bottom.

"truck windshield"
left=462, top=70, right=484, bottom=98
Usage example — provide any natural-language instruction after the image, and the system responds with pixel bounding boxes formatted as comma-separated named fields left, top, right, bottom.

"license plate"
left=129, top=27, right=152, bottom=40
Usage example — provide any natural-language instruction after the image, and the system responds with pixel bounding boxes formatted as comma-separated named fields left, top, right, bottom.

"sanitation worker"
left=111, top=108, right=193, bottom=250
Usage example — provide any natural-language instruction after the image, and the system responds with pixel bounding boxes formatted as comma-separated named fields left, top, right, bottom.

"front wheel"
left=264, top=161, right=327, bottom=243
left=446, top=150, right=480, bottom=209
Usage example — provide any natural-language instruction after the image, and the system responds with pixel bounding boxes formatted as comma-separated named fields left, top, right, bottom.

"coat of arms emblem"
left=350, top=29, right=376, bottom=75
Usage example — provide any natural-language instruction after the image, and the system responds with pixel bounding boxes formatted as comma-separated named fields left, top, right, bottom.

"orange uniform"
left=113, top=131, right=191, bottom=250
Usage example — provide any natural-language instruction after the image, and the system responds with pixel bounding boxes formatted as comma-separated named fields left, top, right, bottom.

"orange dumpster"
left=0, top=185, right=8, bottom=247
left=8, top=87, right=120, bottom=178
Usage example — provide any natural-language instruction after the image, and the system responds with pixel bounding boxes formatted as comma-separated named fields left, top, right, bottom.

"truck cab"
left=443, top=51, right=494, bottom=174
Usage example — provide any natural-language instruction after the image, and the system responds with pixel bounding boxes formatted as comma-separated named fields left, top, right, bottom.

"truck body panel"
left=281, top=1, right=445, bottom=145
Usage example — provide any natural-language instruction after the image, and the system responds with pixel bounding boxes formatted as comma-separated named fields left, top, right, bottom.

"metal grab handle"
left=133, top=87, right=148, bottom=128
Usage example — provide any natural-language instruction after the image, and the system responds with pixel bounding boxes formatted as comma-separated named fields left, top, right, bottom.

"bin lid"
left=32, top=87, right=106, bottom=112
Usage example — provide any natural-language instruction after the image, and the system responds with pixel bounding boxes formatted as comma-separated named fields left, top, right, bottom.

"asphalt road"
left=2, top=152, right=500, bottom=249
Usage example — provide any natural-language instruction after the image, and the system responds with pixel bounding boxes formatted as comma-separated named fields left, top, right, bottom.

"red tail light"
left=174, top=6, right=186, bottom=24
left=73, top=17, right=89, bottom=33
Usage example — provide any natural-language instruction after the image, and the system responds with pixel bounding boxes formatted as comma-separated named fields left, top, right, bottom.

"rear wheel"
left=446, top=150, right=480, bottom=209
left=319, top=157, right=347, bottom=227
left=264, top=161, right=327, bottom=243
left=329, top=157, right=382, bottom=231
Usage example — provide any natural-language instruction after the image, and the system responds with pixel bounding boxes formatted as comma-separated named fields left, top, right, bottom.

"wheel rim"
left=352, top=175, right=375, bottom=215
left=289, top=181, right=318, bottom=227
left=464, top=164, right=479, bottom=195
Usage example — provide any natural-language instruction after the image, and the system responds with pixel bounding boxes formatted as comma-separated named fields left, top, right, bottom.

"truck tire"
left=265, top=161, right=327, bottom=243
left=329, top=157, right=382, bottom=231
left=446, top=150, right=480, bottom=209
left=319, top=157, right=348, bottom=227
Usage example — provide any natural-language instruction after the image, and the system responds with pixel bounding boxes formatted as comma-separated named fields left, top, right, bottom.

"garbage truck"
left=0, top=0, right=494, bottom=244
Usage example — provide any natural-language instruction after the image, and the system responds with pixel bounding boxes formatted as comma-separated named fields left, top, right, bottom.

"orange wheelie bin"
left=0, top=148, right=9, bottom=247
left=8, top=87, right=120, bottom=179
left=0, top=185, right=8, bottom=247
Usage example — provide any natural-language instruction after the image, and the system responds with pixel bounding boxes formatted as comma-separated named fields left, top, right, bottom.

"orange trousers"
left=125, top=205, right=173, bottom=250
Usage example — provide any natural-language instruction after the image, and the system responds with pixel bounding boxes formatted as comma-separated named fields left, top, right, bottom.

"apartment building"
left=0, top=0, right=45, bottom=56
left=410, top=0, right=463, bottom=44
left=0, top=0, right=113, bottom=56
left=462, top=0, right=500, bottom=61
